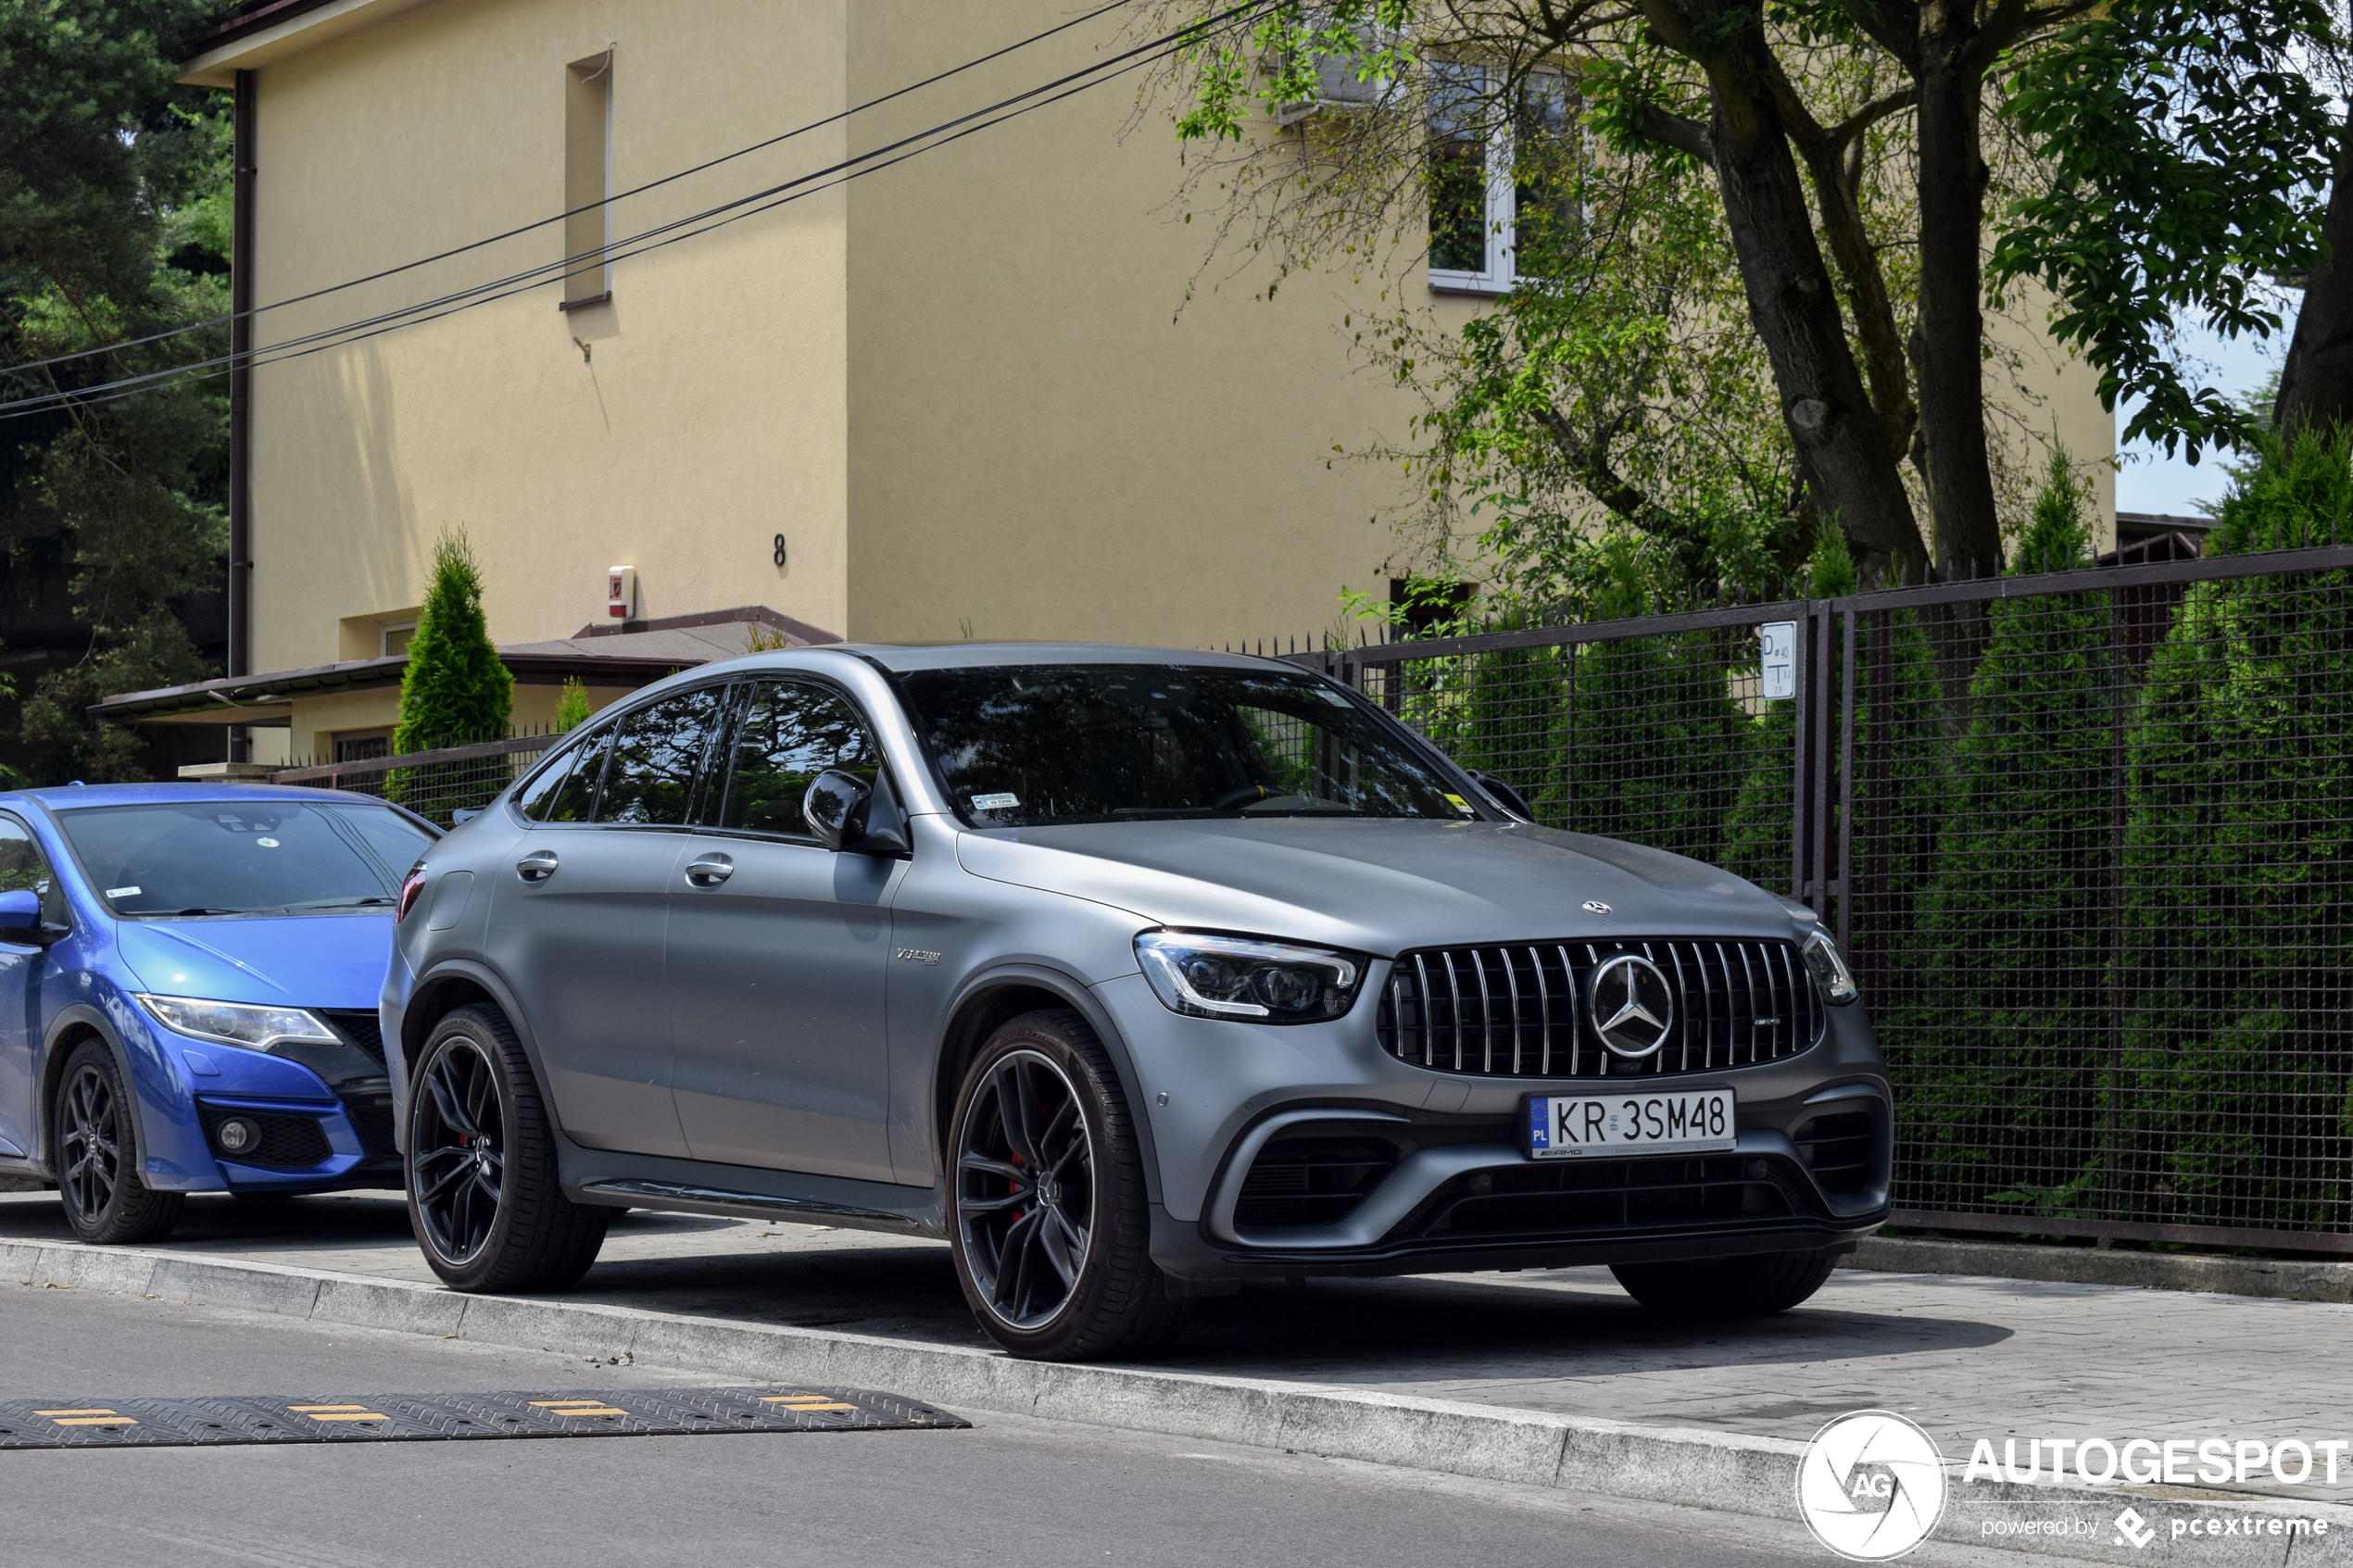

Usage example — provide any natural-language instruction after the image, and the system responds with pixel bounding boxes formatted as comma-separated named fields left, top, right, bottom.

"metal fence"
left=1288, top=543, right=2353, bottom=1254
left=270, top=730, right=557, bottom=828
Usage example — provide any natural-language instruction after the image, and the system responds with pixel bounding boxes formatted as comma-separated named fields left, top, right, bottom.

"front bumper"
left=1094, top=972, right=1890, bottom=1285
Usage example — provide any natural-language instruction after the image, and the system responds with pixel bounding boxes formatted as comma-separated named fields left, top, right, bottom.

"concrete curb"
left=7, top=1237, right=2350, bottom=1562
left=1849, top=1236, right=2353, bottom=1304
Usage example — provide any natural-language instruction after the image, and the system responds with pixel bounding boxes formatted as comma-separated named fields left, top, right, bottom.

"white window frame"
left=1426, top=65, right=1571, bottom=297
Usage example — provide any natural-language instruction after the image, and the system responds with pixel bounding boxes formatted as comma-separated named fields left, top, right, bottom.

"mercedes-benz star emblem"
left=1587, top=953, right=1675, bottom=1058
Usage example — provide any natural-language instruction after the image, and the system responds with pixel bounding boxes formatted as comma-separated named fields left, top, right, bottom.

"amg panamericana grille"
left=1374, top=938, right=1823, bottom=1078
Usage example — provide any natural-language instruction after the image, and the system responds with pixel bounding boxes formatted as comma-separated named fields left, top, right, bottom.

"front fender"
left=385, top=954, right=552, bottom=1154
left=39, top=999, right=223, bottom=1192
left=921, top=960, right=1164, bottom=1206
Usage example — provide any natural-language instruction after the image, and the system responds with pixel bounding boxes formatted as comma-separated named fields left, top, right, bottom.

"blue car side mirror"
left=0, top=889, right=42, bottom=934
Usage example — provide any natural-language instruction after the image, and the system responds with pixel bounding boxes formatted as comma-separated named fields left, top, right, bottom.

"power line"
left=0, top=0, right=1143, bottom=382
left=0, top=0, right=1269, bottom=421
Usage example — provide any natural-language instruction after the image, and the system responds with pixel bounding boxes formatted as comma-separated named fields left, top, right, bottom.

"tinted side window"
left=0, top=815, right=66, bottom=928
left=514, top=733, right=604, bottom=822
left=717, top=681, right=880, bottom=838
left=598, top=687, right=729, bottom=826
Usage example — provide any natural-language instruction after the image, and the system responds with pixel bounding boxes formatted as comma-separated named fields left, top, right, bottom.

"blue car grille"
left=1374, top=937, right=1823, bottom=1078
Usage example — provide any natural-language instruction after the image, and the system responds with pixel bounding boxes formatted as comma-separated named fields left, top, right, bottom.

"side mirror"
left=1472, top=771, right=1533, bottom=821
left=0, top=890, right=38, bottom=935
left=802, top=769, right=910, bottom=858
left=450, top=808, right=483, bottom=827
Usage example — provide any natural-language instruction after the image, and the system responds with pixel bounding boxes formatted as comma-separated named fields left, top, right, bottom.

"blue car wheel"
left=54, top=1039, right=182, bottom=1245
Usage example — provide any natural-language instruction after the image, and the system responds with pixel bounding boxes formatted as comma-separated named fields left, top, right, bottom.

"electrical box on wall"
left=607, top=565, right=635, bottom=621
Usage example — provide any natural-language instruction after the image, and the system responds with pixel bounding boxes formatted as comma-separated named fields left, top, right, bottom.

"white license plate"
left=1525, top=1088, right=1735, bottom=1160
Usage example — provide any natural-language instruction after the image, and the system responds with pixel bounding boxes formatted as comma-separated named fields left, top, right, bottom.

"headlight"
left=135, top=995, right=339, bottom=1052
left=1135, top=931, right=1365, bottom=1023
left=1800, top=929, right=1859, bottom=1005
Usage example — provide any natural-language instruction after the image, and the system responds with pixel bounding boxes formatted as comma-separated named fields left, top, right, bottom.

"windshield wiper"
left=285, top=896, right=393, bottom=909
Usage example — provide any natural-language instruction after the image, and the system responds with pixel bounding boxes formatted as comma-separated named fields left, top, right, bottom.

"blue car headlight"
left=1135, top=930, right=1365, bottom=1022
left=135, top=994, right=340, bottom=1052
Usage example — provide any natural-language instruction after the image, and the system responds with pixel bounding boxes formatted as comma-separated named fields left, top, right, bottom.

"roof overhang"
left=180, top=0, right=434, bottom=88
left=91, top=649, right=692, bottom=726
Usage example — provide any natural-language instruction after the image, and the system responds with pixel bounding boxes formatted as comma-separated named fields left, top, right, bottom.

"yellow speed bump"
left=288, top=1405, right=388, bottom=1423
left=761, top=1395, right=858, bottom=1412
left=36, top=1408, right=135, bottom=1427
left=531, top=1399, right=628, bottom=1418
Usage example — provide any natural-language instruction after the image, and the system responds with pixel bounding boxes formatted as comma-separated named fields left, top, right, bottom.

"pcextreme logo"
left=1796, top=1411, right=1950, bottom=1562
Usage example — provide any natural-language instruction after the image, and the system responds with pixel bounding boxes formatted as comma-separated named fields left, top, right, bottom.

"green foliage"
left=1, top=1, right=236, bottom=783
left=1992, top=0, right=2343, bottom=459
left=2120, top=427, right=2353, bottom=1228
left=551, top=677, right=592, bottom=733
left=1894, top=451, right=2113, bottom=1209
left=394, top=527, right=511, bottom=753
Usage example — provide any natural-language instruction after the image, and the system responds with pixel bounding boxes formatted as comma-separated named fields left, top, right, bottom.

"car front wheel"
left=406, top=1004, right=610, bottom=1293
left=1610, top=1248, right=1840, bottom=1320
left=51, top=1039, right=182, bottom=1245
left=947, top=1010, right=1185, bottom=1361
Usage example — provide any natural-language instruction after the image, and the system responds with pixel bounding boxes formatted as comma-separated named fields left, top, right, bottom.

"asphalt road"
left=0, top=1283, right=2077, bottom=1568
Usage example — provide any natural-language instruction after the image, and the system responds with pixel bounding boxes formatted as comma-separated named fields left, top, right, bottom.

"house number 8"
left=772, top=533, right=787, bottom=570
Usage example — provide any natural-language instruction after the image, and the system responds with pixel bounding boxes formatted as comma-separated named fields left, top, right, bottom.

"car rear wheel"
left=52, top=1039, right=182, bottom=1245
left=406, top=1004, right=610, bottom=1292
left=947, top=1010, right=1186, bottom=1361
left=1610, top=1248, right=1840, bottom=1320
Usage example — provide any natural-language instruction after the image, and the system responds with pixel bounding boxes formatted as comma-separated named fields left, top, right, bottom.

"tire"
left=1610, top=1248, right=1840, bottom=1321
left=405, top=1004, right=610, bottom=1293
left=946, top=1009, right=1188, bottom=1361
left=51, top=1039, right=183, bottom=1245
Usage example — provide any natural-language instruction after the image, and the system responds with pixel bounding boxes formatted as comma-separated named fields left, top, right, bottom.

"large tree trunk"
left=2275, top=102, right=2353, bottom=440
left=1687, top=7, right=1927, bottom=587
left=1912, top=2, right=2005, bottom=583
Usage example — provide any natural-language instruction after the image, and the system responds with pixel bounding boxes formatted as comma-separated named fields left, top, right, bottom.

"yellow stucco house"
left=103, top=0, right=2115, bottom=764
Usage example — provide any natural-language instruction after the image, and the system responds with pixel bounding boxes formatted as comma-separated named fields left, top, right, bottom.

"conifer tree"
left=394, top=527, right=510, bottom=754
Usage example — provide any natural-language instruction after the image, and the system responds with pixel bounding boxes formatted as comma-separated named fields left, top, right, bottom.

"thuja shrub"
left=1551, top=629, right=1749, bottom=866
left=2120, top=428, right=2353, bottom=1231
left=388, top=528, right=512, bottom=819
left=1894, top=457, right=2116, bottom=1213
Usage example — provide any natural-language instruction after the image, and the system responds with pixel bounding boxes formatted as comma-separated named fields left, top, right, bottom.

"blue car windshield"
left=896, top=664, right=1480, bottom=828
left=55, top=801, right=435, bottom=918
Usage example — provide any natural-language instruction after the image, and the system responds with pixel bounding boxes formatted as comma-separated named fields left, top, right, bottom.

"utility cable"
left=0, top=0, right=1268, bottom=420
left=0, top=0, right=1142, bottom=380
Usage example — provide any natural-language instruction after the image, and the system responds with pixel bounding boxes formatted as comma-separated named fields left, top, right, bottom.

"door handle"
left=516, top=849, right=559, bottom=883
left=685, top=853, right=734, bottom=887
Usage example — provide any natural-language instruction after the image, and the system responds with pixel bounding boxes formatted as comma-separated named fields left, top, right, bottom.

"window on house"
left=1428, top=66, right=1577, bottom=294
left=563, top=50, right=614, bottom=307
left=380, top=621, right=417, bottom=658
left=331, top=728, right=393, bottom=764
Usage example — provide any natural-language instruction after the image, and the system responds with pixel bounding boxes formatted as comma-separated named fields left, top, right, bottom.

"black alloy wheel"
left=51, top=1039, right=182, bottom=1245
left=403, top=1005, right=610, bottom=1293
left=409, top=1034, right=506, bottom=1266
left=945, top=1010, right=1188, bottom=1361
left=957, top=1048, right=1096, bottom=1329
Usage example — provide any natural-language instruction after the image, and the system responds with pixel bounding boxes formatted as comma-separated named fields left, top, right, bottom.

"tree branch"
left=1964, top=0, right=2098, bottom=75
left=1843, top=0, right=1922, bottom=72
left=1829, top=87, right=1919, bottom=156
left=1629, top=100, right=1714, bottom=162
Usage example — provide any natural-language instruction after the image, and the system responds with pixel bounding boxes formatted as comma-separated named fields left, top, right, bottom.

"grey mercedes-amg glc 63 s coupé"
left=383, top=645, right=1888, bottom=1360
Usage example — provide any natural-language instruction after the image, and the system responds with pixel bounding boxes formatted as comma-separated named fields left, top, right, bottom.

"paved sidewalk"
left=3, top=1189, right=2343, bottom=1510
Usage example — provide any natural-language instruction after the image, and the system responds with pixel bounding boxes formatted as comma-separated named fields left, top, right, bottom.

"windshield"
left=895, top=664, right=1481, bottom=828
left=56, top=800, right=436, bottom=918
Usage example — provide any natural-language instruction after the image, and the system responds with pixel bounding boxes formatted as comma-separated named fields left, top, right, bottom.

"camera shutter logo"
left=1586, top=953, right=1675, bottom=1058
left=1796, top=1411, right=1948, bottom=1562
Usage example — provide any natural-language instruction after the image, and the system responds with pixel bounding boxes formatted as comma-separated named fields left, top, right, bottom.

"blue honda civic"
left=0, top=782, right=438, bottom=1243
